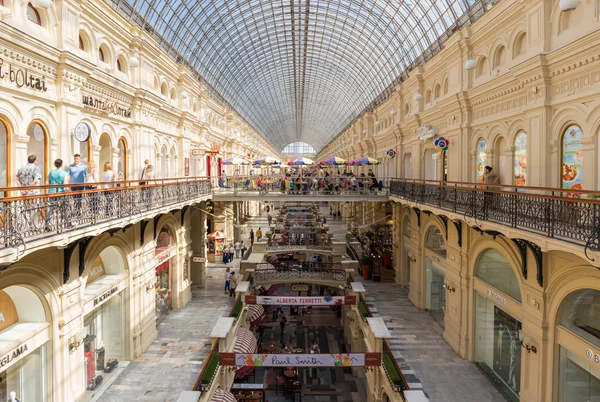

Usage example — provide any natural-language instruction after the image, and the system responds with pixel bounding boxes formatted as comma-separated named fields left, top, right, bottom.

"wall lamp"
left=443, top=283, right=456, bottom=293
left=146, top=282, right=156, bottom=292
left=69, top=336, right=83, bottom=354
left=519, top=331, right=537, bottom=354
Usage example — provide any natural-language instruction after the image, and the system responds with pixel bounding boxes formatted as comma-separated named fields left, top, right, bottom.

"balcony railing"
left=213, top=175, right=391, bottom=196
left=253, top=267, right=347, bottom=283
left=266, top=240, right=332, bottom=251
left=390, top=179, right=600, bottom=252
left=193, top=341, right=220, bottom=392
left=0, top=178, right=211, bottom=250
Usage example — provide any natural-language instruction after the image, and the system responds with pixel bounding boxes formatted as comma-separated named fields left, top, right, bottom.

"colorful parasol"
left=254, top=157, right=281, bottom=165
left=318, top=156, right=347, bottom=166
left=288, top=157, right=315, bottom=165
left=349, top=157, right=380, bottom=166
left=222, top=157, right=250, bottom=165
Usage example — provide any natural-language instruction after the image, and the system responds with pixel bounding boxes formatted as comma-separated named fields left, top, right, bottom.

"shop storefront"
left=402, top=217, right=411, bottom=288
left=0, top=286, right=50, bottom=402
left=473, top=248, right=522, bottom=402
left=424, top=226, right=446, bottom=327
left=556, top=289, right=600, bottom=402
left=82, top=247, right=127, bottom=394
left=155, top=228, right=176, bottom=322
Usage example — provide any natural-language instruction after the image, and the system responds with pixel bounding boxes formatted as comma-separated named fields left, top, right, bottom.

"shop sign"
left=220, top=352, right=381, bottom=367
left=0, top=58, right=48, bottom=92
left=487, top=289, right=507, bottom=305
left=82, top=94, right=132, bottom=118
left=0, top=343, right=28, bottom=369
left=245, top=295, right=355, bottom=306
left=291, top=284, right=309, bottom=292
left=586, top=349, right=600, bottom=363
left=191, top=149, right=203, bottom=156
left=94, top=286, right=119, bottom=306
left=156, top=248, right=175, bottom=265
left=192, top=256, right=206, bottom=263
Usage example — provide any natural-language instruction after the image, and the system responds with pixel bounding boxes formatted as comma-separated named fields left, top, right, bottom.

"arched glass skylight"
left=282, top=142, right=316, bottom=155
left=107, top=0, right=493, bottom=151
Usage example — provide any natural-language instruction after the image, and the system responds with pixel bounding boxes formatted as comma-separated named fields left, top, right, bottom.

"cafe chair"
left=275, top=376, right=285, bottom=395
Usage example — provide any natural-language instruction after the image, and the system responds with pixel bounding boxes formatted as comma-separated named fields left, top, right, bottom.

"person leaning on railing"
left=45, top=158, right=70, bottom=230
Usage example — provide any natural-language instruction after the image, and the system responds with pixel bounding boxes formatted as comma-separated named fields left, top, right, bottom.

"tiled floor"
left=98, top=205, right=506, bottom=402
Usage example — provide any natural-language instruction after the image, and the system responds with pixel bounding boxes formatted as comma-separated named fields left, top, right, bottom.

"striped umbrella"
left=248, top=304, right=265, bottom=326
left=234, top=327, right=258, bottom=354
left=349, top=157, right=379, bottom=166
left=288, top=157, right=315, bottom=165
left=319, top=156, right=347, bottom=166
left=211, top=388, right=237, bottom=402
left=254, top=157, right=281, bottom=165
left=222, top=157, right=250, bottom=165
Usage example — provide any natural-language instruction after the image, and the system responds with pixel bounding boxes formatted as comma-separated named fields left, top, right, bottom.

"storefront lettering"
left=0, top=344, right=28, bottom=368
left=586, top=349, right=600, bottom=364
left=82, top=94, right=132, bottom=118
left=0, top=58, right=48, bottom=92
left=94, top=286, right=119, bottom=306
left=487, top=289, right=507, bottom=305
left=157, top=250, right=174, bottom=264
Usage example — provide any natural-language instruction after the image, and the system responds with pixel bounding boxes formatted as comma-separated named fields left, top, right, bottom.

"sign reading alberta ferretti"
left=82, top=94, right=132, bottom=118
left=0, top=58, right=48, bottom=91
left=245, top=295, right=356, bottom=306
left=219, top=353, right=381, bottom=367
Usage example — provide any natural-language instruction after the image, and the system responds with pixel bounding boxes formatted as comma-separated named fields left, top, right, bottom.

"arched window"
left=434, top=84, right=441, bottom=99
left=26, top=122, right=47, bottom=180
left=281, top=141, right=316, bottom=155
left=117, top=137, right=127, bottom=180
left=0, top=118, right=9, bottom=188
left=493, top=46, right=505, bottom=68
left=443, top=78, right=448, bottom=95
left=98, top=132, right=112, bottom=174
left=26, top=3, right=41, bottom=25
left=425, top=89, right=432, bottom=104
left=79, top=35, right=85, bottom=51
left=169, top=147, right=176, bottom=177
left=559, top=289, right=600, bottom=346
left=170, top=88, right=176, bottom=101
left=514, top=132, right=527, bottom=186
left=98, top=47, right=105, bottom=62
left=561, top=125, right=583, bottom=190
left=425, top=226, right=446, bottom=258
left=160, top=145, right=167, bottom=178
left=117, top=58, right=123, bottom=72
left=476, top=57, right=488, bottom=77
left=404, top=103, right=410, bottom=115
left=161, top=82, right=168, bottom=97
left=513, top=32, right=527, bottom=58
left=476, top=248, right=521, bottom=302
left=476, top=138, right=487, bottom=182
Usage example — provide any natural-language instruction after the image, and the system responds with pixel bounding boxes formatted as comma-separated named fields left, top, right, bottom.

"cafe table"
left=284, top=369, right=297, bottom=378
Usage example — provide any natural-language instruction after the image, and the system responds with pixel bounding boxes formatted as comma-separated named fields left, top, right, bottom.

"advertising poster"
left=476, top=139, right=487, bottom=183
left=562, top=125, right=583, bottom=191
left=513, top=132, right=527, bottom=187
left=492, top=306, right=521, bottom=397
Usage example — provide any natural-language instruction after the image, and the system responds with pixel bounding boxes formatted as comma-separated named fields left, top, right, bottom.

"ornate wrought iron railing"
left=266, top=241, right=333, bottom=251
left=0, top=178, right=211, bottom=250
left=256, top=262, right=342, bottom=271
left=389, top=179, right=600, bottom=256
left=252, top=267, right=347, bottom=283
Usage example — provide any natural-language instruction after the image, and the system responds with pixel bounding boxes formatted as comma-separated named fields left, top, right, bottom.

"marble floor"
left=97, top=205, right=507, bottom=402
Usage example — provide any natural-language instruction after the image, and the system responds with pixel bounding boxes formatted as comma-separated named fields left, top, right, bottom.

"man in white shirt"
left=234, top=241, right=241, bottom=258
left=229, top=245, right=235, bottom=259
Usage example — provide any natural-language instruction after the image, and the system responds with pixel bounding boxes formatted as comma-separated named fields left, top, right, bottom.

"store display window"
left=0, top=345, right=47, bottom=402
left=155, top=227, right=175, bottom=322
left=476, top=249, right=521, bottom=302
left=83, top=292, right=124, bottom=393
left=475, top=293, right=521, bottom=402
left=557, top=289, right=600, bottom=402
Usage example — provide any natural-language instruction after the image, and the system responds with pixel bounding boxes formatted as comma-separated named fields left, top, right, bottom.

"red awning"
left=155, top=261, right=169, bottom=275
left=210, top=387, right=236, bottom=402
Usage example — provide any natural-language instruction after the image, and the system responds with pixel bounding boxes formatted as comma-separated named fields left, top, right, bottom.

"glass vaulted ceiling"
left=107, top=0, right=491, bottom=152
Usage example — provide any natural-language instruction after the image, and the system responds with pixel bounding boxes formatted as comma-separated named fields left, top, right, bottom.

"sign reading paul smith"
left=219, top=352, right=381, bottom=367
left=82, top=94, right=132, bottom=118
left=0, top=58, right=48, bottom=92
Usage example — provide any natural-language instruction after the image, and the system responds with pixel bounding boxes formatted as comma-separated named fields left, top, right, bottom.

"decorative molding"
left=511, top=239, right=528, bottom=280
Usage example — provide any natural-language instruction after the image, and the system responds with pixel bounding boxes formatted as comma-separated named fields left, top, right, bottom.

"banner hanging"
left=245, top=295, right=356, bottom=306
left=219, top=353, right=381, bottom=367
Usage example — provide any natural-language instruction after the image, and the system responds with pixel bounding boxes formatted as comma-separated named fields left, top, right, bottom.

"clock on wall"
left=74, top=122, right=91, bottom=142
left=33, top=124, right=45, bottom=142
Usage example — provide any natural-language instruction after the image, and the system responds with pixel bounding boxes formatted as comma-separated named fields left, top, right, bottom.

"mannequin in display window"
left=8, top=391, right=20, bottom=402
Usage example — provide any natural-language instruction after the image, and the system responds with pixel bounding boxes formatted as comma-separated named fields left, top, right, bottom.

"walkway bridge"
left=247, top=262, right=356, bottom=287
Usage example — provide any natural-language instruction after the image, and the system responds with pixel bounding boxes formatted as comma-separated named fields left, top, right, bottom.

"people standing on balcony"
left=145, top=165, right=155, bottom=204
left=87, top=160, right=100, bottom=215
left=224, top=267, right=231, bottom=294
left=103, top=162, right=115, bottom=187
left=234, top=241, right=240, bottom=258
left=46, top=158, right=69, bottom=230
left=16, top=154, right=42, bottom=196
left=482, top=166, right=500, bottom=185
left=140, top=159, right=149, bottom=184
left=221, top=169, right=227, bottom=185
left=67, top=154, right=88, bottom=216
left=250, top=228, right=255, bottom=244
left=229, top=271, right=237, bottom=297
left=256, top=227, right=263, bottom=242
